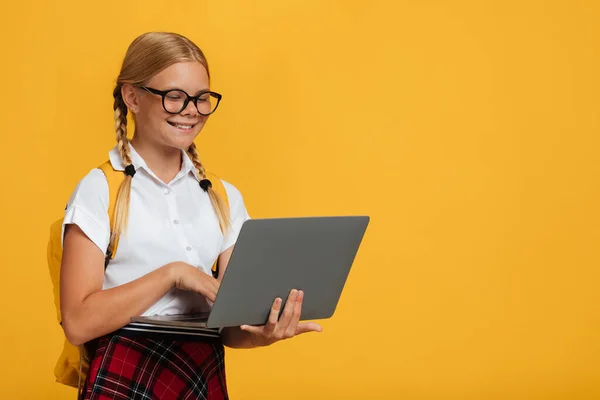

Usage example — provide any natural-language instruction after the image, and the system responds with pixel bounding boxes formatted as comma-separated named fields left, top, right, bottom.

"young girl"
left=60, top=31, right=322, bottom=400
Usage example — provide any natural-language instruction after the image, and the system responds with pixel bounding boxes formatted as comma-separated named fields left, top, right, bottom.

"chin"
left=163, top=127, right=204, bottom=150
left=169, top=137, right=196, bottom=151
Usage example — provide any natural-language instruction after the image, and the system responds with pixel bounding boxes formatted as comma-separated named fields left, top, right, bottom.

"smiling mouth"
left=167, top=121, right=197, bottom=130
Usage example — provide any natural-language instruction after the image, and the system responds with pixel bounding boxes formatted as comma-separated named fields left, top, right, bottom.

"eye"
left=167, top=93, right=184, bottom=100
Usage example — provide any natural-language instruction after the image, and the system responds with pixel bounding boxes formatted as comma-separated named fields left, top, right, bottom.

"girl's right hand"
left=170, top=262, right=220, bottom=302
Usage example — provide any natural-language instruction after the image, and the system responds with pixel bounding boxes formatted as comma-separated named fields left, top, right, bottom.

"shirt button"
left=164, top=188, right=171, bottom=195
left=173, top=220, right=180, bottom=225
left=186, top=246, right=192, bottom=251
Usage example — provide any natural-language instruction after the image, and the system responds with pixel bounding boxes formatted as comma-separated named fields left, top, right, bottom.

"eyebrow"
left=164, top=87, right=210, bottom=96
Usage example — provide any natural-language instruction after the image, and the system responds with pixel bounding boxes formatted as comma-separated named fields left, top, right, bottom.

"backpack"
left=47, top=160, right=229, bottom=389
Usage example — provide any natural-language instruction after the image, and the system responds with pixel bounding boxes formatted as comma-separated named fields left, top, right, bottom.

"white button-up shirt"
left=62, top=144, right=250, bottom=316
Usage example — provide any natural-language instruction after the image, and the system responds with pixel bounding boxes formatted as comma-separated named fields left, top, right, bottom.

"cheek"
left=135, top=106, right=167, bottom=129
left=198, top=115, right=209, bottom=126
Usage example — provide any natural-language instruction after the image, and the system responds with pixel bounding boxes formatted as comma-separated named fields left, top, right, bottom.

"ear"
left=121, top=84, right=140, bottom=114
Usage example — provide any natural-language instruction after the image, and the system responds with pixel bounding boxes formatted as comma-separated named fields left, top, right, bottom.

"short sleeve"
left=220, top=180, right=251, bottom=252
left=61, top=168, right=111, bottom=254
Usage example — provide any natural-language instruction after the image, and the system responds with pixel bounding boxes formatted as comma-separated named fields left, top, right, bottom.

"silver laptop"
left=126, top=216, right=369, bottom=335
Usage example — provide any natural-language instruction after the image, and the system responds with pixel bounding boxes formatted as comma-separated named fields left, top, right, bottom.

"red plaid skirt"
left=80, top=333, right=228, bottom=400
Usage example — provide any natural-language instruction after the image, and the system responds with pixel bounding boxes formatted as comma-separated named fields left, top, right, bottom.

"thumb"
left=240, top=325, right=262, bottom=334
left=295, top=322, right=323, bottom=334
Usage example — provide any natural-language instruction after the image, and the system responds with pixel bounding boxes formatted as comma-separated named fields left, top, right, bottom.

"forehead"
left=147, top=61, right=209, bottom=92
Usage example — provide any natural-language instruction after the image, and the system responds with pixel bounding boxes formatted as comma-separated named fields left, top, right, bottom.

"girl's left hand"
left=240, top=289, right=322, bottom=347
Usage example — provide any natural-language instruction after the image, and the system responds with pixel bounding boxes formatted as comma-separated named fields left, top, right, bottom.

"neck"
left=131, top=135, right=183, bottom=184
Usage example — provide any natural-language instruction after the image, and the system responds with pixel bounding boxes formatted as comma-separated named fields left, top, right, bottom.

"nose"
left=180, top=98, right=199, bottom=116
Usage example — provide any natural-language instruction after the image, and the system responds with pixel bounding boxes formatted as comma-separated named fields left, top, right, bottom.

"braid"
left=187, top=142, right=231, bottom=233
left=113, top=87, right=133, bottom=165
left=186, top=141, right=206, bottom=178
left=107, top=86, right=135, bottom=258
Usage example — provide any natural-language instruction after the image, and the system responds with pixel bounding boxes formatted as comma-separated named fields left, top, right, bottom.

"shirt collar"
left=108, top=143, right=200, bottom=181
left=181, top=149, right=200, bottom=181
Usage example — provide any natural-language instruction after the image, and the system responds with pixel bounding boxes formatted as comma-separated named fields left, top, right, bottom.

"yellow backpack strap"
left=204, top=172, right=230, bottom=278
left=98, top=161, right=124, bottom=266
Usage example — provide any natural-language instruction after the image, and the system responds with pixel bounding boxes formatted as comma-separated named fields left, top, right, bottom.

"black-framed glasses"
left=140, top=86, right=222, bottom=116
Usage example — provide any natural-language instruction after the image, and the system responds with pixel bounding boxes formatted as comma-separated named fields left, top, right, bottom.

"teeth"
left=175, top=124, right=193, bottom=129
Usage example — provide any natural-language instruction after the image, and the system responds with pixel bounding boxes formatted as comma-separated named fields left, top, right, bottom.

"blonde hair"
left=108, top=32, right=230, bottom=259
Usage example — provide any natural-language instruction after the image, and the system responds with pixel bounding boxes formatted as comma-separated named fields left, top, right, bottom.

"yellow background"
left=1, top=1, right=599, bottom=399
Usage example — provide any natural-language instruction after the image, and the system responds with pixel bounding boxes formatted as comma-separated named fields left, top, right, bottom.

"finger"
left=278, top=290, right=298, bottom=330
left=191, top=279, right=215, bottom=302
left=210, top=278, right=220, bottom=294
left=206, top=276, right=220, bottom=299
left=295, top=322, right=323, bottom=335
left=189, top=270, right=219, bottom=299
left=285, top=290, right=304, bottom=337
left=205, top=278, right=220, bottom=302
left=206, top=274, right=219, bottom=289
left=264, top=297, right=282, bottom=334
left=204, top=286, right=217, bottom=302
